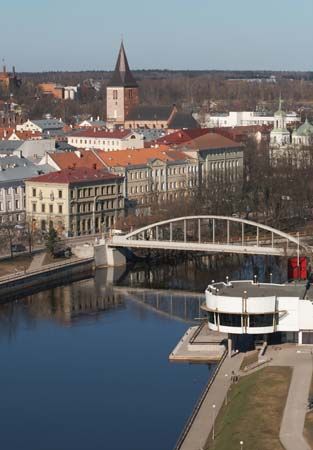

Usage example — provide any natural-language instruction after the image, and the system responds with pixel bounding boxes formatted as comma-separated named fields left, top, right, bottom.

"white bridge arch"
left=110, top=215, right=308, bottom=257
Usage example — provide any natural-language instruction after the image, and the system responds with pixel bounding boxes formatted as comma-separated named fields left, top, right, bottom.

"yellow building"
left=25, top=167, right=124, bottom=236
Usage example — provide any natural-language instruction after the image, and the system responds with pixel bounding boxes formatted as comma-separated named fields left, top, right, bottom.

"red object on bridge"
left=288, top=257, right=307, bottom=280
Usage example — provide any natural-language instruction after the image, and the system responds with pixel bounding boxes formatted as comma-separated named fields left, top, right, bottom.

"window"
left=219, top=313, right=241, bottom=327
left=113, top=90, right=118, bottom=100
left=7, top=201, right=11, bottom=210
left=58, top=190, right=63, bottom=199
left=58, top=205, right=63, bottom=214
left=0, top=202, right=2, bottom=211
left=249, top=314, right=275, bottom=328
left=41, top=204, right=45, bottom=213
left=32, top=188, right=36, bottom=197
left=49, top=204, right=53, bottom=213
left=32, top=203, right=36, bottom=212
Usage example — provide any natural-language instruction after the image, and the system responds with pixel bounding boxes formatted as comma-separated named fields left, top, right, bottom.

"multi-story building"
left=197, top=109, right=300, bottom=128
left=0, top=154, right=53, bottom=224
left=67, top=129, right=144, bottom=151
left=95, top=146, right=199, bottom=208
left=25, top=168, right=124, bottom=236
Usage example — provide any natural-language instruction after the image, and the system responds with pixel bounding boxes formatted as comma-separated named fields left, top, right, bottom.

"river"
left=0, top=254, right=285, bottom=450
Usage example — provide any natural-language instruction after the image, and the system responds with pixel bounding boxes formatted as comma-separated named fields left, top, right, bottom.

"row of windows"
left=32, top=203, right=63, bottom=214
left=129, top=166, right=198, bottom=180
left=210, top=160, right=240, bottom=171
left=71, top=200, right=120, bottom=213
left=208, top=312, right=277, bottom=328
left=0, top=199, right=23, bottom=211
left=74, top=185, right=118, bottom=199
left=0, top=187, right=21, bottom=196
left=69, top=137, right=127, bottom=147
left=0, top=213, right=23, bottom=223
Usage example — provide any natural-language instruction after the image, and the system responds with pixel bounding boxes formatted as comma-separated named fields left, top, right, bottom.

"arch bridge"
left=110, top=216, right=309, bottom=257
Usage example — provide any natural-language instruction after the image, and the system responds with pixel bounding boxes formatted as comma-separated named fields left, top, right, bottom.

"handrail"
left=173, top=347, right=228, bottom=450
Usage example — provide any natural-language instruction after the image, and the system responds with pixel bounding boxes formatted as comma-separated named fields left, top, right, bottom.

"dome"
left=293, top=118, right=313, bottom=137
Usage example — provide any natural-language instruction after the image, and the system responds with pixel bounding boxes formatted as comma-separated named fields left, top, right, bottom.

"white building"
left=67, top=129, right=144, bottom=152
left=195, top=110, right=300, bottom=128
left=0, top=154, right=54, bottom=224
left=204, top=280, right=313, bottom=345
left=63, top=86, right=78, bottom=100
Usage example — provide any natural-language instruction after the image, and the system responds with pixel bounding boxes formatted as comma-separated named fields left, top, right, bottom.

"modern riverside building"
left=204, top=279, right=313, bottom=346
left=25, top=168, right=124, bottom=236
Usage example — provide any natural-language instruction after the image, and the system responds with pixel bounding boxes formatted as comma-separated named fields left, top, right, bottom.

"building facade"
left=205, top=280, right=313, bottom=345
left=67, top=129, right=144, bottom=151
left=25, top=168, right=124, bottom=236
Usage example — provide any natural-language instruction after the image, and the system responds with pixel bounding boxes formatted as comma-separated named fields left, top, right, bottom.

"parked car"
left=52, top=246, right=72, bottom=259
left=11, top=244, right=26, bottom=253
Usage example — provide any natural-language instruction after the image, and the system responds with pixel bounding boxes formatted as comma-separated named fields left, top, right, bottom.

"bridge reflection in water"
left=113, top=286, right=205, bottom=323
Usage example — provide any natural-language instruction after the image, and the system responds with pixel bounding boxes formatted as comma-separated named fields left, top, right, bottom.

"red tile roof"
left=27, top=167, right=120, bottom=184
left=175, top=132, right=244, bottom=151
left=95, top=146, right=194, bottom=168
left=48, top=149, right=103, bottom=170
left=155, top=128, right=210, bottom=145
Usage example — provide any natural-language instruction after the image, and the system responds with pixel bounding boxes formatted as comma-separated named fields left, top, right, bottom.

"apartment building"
left=25, top=168, right=124, bottom=236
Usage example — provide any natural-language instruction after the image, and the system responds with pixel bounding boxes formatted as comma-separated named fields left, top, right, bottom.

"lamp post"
left=240, top=440, right=244, bottom=450
left=212, top=404, right=216, bottom=440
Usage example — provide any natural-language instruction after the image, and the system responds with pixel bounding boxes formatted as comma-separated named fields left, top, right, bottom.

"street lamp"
left=212, top=404, right=216, bottom=440
left=240, top=440, right=244, bottom=450
left=225, top=373, right=228, bottom=405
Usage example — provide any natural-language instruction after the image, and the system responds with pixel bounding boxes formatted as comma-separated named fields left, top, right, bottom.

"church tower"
left=106, top=42, right=139, bottom=125
left=270, top=95, right=291, bottom=147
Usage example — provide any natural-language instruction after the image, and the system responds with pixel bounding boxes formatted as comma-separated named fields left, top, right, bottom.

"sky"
left=1, top=0, right=312, bottom=72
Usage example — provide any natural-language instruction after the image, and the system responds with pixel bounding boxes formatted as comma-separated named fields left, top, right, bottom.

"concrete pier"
left=169, top=324, right=226, bottom=363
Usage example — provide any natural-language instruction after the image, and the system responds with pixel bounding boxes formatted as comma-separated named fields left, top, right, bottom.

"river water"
left=0, top=255, right=285, bottom=450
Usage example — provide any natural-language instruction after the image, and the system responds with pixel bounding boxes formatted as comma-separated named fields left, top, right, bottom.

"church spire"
left=107, top=41, right=138, bottom=88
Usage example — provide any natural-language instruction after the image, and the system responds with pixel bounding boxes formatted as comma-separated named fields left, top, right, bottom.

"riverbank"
left=0, top=256, right=94, bottom=301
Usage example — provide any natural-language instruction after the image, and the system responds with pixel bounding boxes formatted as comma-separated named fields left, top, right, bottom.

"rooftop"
left=26, top=167, right=121, bottom=184
left=95, top=146, right=194, bottom=168
left=208, top=280, right=312, bottom=300
left=107, top=42, right=138, bottom=88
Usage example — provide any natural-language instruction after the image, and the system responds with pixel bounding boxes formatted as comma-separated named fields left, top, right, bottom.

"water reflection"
left=0, top=255, right=287, bottom=450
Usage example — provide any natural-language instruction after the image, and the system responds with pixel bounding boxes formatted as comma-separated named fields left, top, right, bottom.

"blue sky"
left=1, top=0, right=312, bottom=72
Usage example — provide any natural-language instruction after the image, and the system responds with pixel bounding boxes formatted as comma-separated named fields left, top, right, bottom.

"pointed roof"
left=107, top=42, right=138, bottom=88
left=275, top=94, right=286, bottom=117
left=293, top=118, right=313, bottom=137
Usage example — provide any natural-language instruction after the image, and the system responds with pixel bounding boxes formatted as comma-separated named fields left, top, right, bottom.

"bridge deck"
left=109, top=238, right=296, bottom=256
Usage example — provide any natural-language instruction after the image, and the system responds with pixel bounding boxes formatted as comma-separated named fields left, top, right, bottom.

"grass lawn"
left=205, top=366, right=292, bottom=450
left=304, top=372, right=313, bottom=448
left=0, top=254, right=32, bottom=277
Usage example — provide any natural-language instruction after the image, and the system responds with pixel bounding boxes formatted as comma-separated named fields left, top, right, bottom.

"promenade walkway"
left=267, top=346, right=313, bottom=450
left=27, top=252, right=46, bottom=272
left=179, top=352, right=243, bottom=450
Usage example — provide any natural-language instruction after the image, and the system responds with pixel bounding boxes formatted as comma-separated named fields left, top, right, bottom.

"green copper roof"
left=293, top=118, right=313, bottom=136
